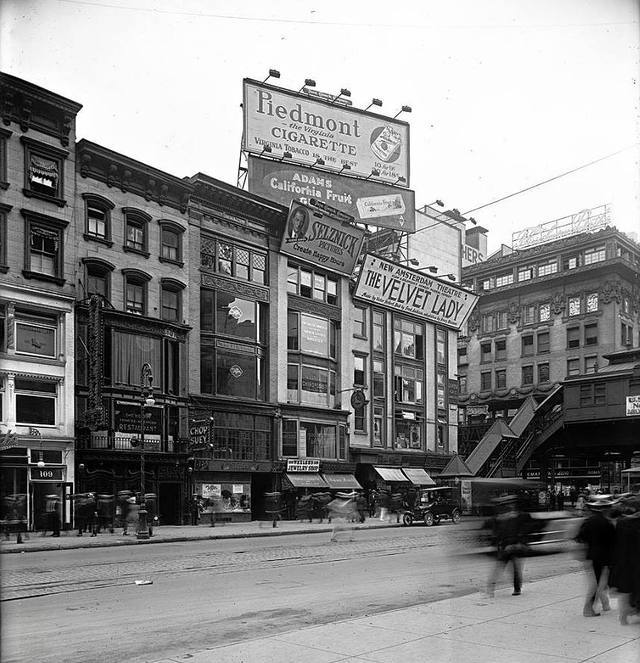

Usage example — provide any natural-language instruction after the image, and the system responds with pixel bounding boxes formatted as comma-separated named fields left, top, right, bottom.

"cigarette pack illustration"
left=356, top=194, right=406, bottom=220
left=370, top=125, right=403, bottom=162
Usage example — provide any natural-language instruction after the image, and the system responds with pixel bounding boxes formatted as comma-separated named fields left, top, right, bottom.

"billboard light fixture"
left=365, top=168, right=381, bottom=180
left=331, top=88, right=351, bottom=103
left=299, top=78, right=316, bottom=92
left=339, top=164, right=352, bottom=173
left=281, top=151, right=293, bottom=161
left=393, top=105, right=412, bottom=118
left=312, top=157, right=325, bottom=167
left=260, top=145, right=272, bottom=156
left=365, top=98, right=383, bottom=111
left=262, top=69, right=281, bottom=83
left=394, top=175, right=406, bottom=185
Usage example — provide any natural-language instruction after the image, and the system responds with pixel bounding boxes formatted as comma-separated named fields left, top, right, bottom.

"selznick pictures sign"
left=354, top=254, right=479, bottom=330
left=281, top=200, right=365, bottom=276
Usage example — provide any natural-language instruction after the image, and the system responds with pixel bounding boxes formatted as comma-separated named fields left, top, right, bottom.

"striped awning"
left=402, top=468, right=436, bottom=486
left=374, top=467, right=409, bottom=482
left=322, top=474, right=362, bottom=490
left=284, top=473, right=328, bottom=489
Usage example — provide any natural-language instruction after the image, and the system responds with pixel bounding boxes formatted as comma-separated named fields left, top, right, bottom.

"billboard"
left=281, top=200, right=365, bottom=276
left=248, top=156, right=415, bottom=232
left=243, top=79, right=410, bottom=186
left=354, top=254, right=478, bottom=330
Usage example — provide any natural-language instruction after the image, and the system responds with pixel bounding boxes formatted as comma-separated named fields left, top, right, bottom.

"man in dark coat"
left=575, top=499, right=616, bottom=617
left=609, top=496, right=640, bottom=624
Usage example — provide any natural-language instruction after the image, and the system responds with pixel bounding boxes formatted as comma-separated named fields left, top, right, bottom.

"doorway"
left=158, top=482, right=181, bottom=525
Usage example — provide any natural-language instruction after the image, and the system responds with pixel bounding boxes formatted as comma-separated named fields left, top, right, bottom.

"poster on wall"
left=243, top=80, right=410, bottom=186
left=248, top=156, right=415, bottom=232
left=196, top=482, right=251, bottom=513
left=354, top=254, right=479, bottom=330
left=281, top=200, right=365, bottom=276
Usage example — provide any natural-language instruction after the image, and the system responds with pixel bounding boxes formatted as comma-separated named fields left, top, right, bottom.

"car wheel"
left=451, top=509, right=461, bottom=524
left=423, top=511, right=435, bottom=527
left=402, top=513, right=413, bottom=526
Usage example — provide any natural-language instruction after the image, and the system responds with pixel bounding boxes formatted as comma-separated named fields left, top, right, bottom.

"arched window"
left=160, top=278, right=186, bottom=322
left=158, top=220, right=185, bottom=266
left=82, top=257, right=115, bottom=300
left=82, top=193, right=114, bottom=245
left=123, top=208, right=151, bottom=257
left=122, top=268, right=151, bottom=316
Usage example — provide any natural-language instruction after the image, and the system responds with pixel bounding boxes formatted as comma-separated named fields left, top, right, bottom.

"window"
left=537, top=331, right=550, bottom=354
left=480, top=371, right=492, bottom=391
left=201, top=290, right=266, bottom=344
left=288, top=312, right=336, bottom=359
left=539, top=303, right=551, bottom=322
left=83, top=258, right=114, bottom=300
left=15, top=378, right=56, bottom=425
left=287, top=364, right=336, bottom=407
left=495, top=369, right=506, bottom=389
left=372, top=359, right=385, bottom=398
left=537, top=260, right=558, bottom=277
left=395, top=418, right=423, bottom=450
left=584, top=323, right=598, bottom=346
left=522, top=365, right=533, bottom=385
left=373, top=406, right=385, bottom=447
left=0, top=128, right=8, bottom=188
left=481, top=277, right=494, bottom=291
left=22, top=210, right=67, bottom=283
left=0, top=203, right=8, bottom=272
left=282, top=419, right=298, bottom=457
left=496, top=311, right=508, bottom=330
left=481, top=342, right=492, bottom=363
left=586, top=293, right=598, bottom=313
left=301, top=422, right=342, bottom=460
left=372, top=311, right=384, bottom=351
left=286, top=264, right=337, bottom=304
left=22, top=136, right=66, bottom=205
left=354, top=403, right=366, bottom=432
left=495, top=339, right=506, bottom=361
left=160, top=279, right=185, bottom=322
left=584, top=246, right=605, bottom=265
left=459, top=375, right=468, bottom=394
left=585, top=355, right=598, bottom=374
left=537, top=363, right=550, bottom=383
left=522, top=305, right=535, bottom=325
left=394, top=365, right=423, bottom=404
left=622, top=297, right=631, bottom=315
left=201, top=236, right=267, bottom=285
left=123, top=270, right=150, bottom=316
left=522, top=335, right=534, bottom=356
left=518, top=266, right=534, bottom=281
left=594, top=384, right=606, bottom=405
left=353, top=355, right=366, bottom=386
left=353, top=305, right=366, bottom=337
left=567, top=358, right=580, bottom=376
left=621, top=322, right=633, bottom=346
left=495, top=271, right=514, bottom=287
left=15, top=311, right=57, bottom=358
left=481, top=313, right=495, bottom=333
left=567, top=327, right=580, bottom=349
left=159, top=222, right=184, bottom=265
left=82, top=194, right=114, bottom=244
left=568, top=296, right=581, bottom=316
left=458, top=346, right=468, bottom=364
left=579, top=384, right=606, bottom=406
left=123, top=209, right=150, bottom=256
left=579, top=385, right=592, bottom=406
left=393, top=318, right=424, bottom=359
left=216, top=349, right=264, bottom=400
left=563, top=254, right=579, bottom=270
left=436, top=328, right=447, bottom=365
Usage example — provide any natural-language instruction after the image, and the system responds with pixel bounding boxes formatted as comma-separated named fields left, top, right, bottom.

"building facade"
left=0, top=73, right=82, bottom=530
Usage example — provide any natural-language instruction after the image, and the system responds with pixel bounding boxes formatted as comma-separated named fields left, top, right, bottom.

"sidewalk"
left=151, top=573, right=639, bottom=663
left=0, top=518, right=406, bottom=554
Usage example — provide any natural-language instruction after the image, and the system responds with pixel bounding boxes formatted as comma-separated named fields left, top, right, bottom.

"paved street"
left=1, top=521, right=585, bottom=663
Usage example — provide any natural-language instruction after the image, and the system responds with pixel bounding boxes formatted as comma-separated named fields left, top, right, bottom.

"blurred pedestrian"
left=575, top=498, right=616, bottom=617
left=557, top=490, right=565, bottom=510
left=487, top=496, right=533, bottom=597
left=43, top=495, right=61, bottom=537
left=329, top=492, right=356, bottom=542
left=609, top=496, right=640, bottom=625
left=356, top=492, right=367, bottom=524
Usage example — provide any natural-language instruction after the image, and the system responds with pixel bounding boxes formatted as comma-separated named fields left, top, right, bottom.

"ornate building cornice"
left=200, top=273, right=270, bottom=303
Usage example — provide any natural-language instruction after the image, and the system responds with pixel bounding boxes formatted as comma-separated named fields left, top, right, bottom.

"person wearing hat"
left=575, top=497, right=616, bottom=617
left=609, top=496, right=640, bottom=625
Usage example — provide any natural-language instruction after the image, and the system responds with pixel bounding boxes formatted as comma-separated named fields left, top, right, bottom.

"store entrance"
left=30, top=482, right=63, bottom=532
left=251, top=473, right=274, bottom=520
left=158, top=482, right=181, bottom=525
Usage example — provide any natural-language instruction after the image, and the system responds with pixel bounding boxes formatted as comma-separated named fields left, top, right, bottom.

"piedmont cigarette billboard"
left=281, top=200, right=365, bottom=276
left=248, top=156, right=415, bottom=232
left=243, top=79, right=410, bottom=186
left=354, top=254, right=478, bottom=330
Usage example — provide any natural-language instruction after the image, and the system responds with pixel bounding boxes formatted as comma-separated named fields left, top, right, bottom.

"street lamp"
left=136, top=362, right=155, bottom=540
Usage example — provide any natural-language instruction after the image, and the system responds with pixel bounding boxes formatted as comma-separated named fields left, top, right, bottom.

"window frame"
left=0, top=202, right=9, bottom=273
left=287, top=263, right=338, bottom=305
left=15, top=377, right=57, bottom=426
left=122, top=268, right=151, bottom=316
left=83, top=257, right=115, bottom=300
left=353, top=304, right=367, bottom=338
left=201, top=235, right=267, bottom=285
left=158, top=220, right=185, bottom=267
left=480, top=371, right=492, bottom=391
left=537, top=362, right=550, bottom=383
left=21, top=136, right=67, bottom=207
left=123, top=207, right=151, bottom=258
left=21, top=209, right=68, bottom=285
left=82, top=193, right=114, bottom=246
left=160, top=278, right=186, bottom=323
left=521, top=365, right=534, bottom=386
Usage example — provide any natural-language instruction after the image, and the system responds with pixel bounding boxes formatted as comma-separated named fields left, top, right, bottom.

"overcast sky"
left=2, top=0, right=638, bottom=252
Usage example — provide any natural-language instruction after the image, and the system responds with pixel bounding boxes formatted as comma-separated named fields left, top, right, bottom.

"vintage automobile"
left=401, top=486, right=462, bottom=526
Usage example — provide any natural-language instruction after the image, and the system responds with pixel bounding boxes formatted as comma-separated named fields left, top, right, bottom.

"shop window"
left=22, top=211, right=67, bottom=284
left=302, top=421, right=340, bottom=459
left=584, top=246, right=605, bottom=265
left=353, top=305, right=366, bottom=337
left=495, top=369, right=506, bottom=389
left=495, top=338, right=506, bottom=361
left=522, top=365, right=533, bottom=386
left=584, top=355, right=598, bottom=374
left=539, top=303, right=551, bottom=322
left=160, top=279, right=185, bottom=322
left=586, top=292, right=598, bottom=313
left=123, top=209, right=150, bottom=256
left=287, top=312, right=336, bottom=359
left=480, top=371, right=492, bottom=391
left=286, top=263, right=337, bottom=304
left=537, top=363, right=550, bottom=383
left=537, top=260, right=558, bottom=277
left=82, top=194, right=114, bottom=244
left=568, top=296, right=581, bottom=317
left=567, top=358, right=580, bottom=376
left=480, top=342, right=492, bottom=363
left=22, top=137, right=66, bottom=205
left=394, top=365, right=423, bottom=404
left=567, top=326, right=580, bottom=349
left=372, top=310, right=385, bottom=351
left=537, top=331, right=550, bottom=354
left=395, top=418, right=423, bottom=450
left=584, top=323, right=598, bottom=346
left=15, top=310, right=58, bottom=358
left=522, top=335, right=534, bottom=356
left=393, top=318, right=424, bottom=359
left=15, top=378, right=56, bottom=425
left=372, top=359, right=385, bottom=398
left=287, top=364, right=335, bottom=408
left=159, top=222, right=184, bottom=265
left=353, top=354, right=366, bottom=386
left=123, top=271, right=149, bottom=316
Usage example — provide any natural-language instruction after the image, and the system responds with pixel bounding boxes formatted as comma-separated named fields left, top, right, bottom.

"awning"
left=284, top=473, right=328, bottom=489
left=374, top=467, right=409, bottom=482
left=322, top=474, right=362, bottom=490
left=402, top=468, right=436, bottom=486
